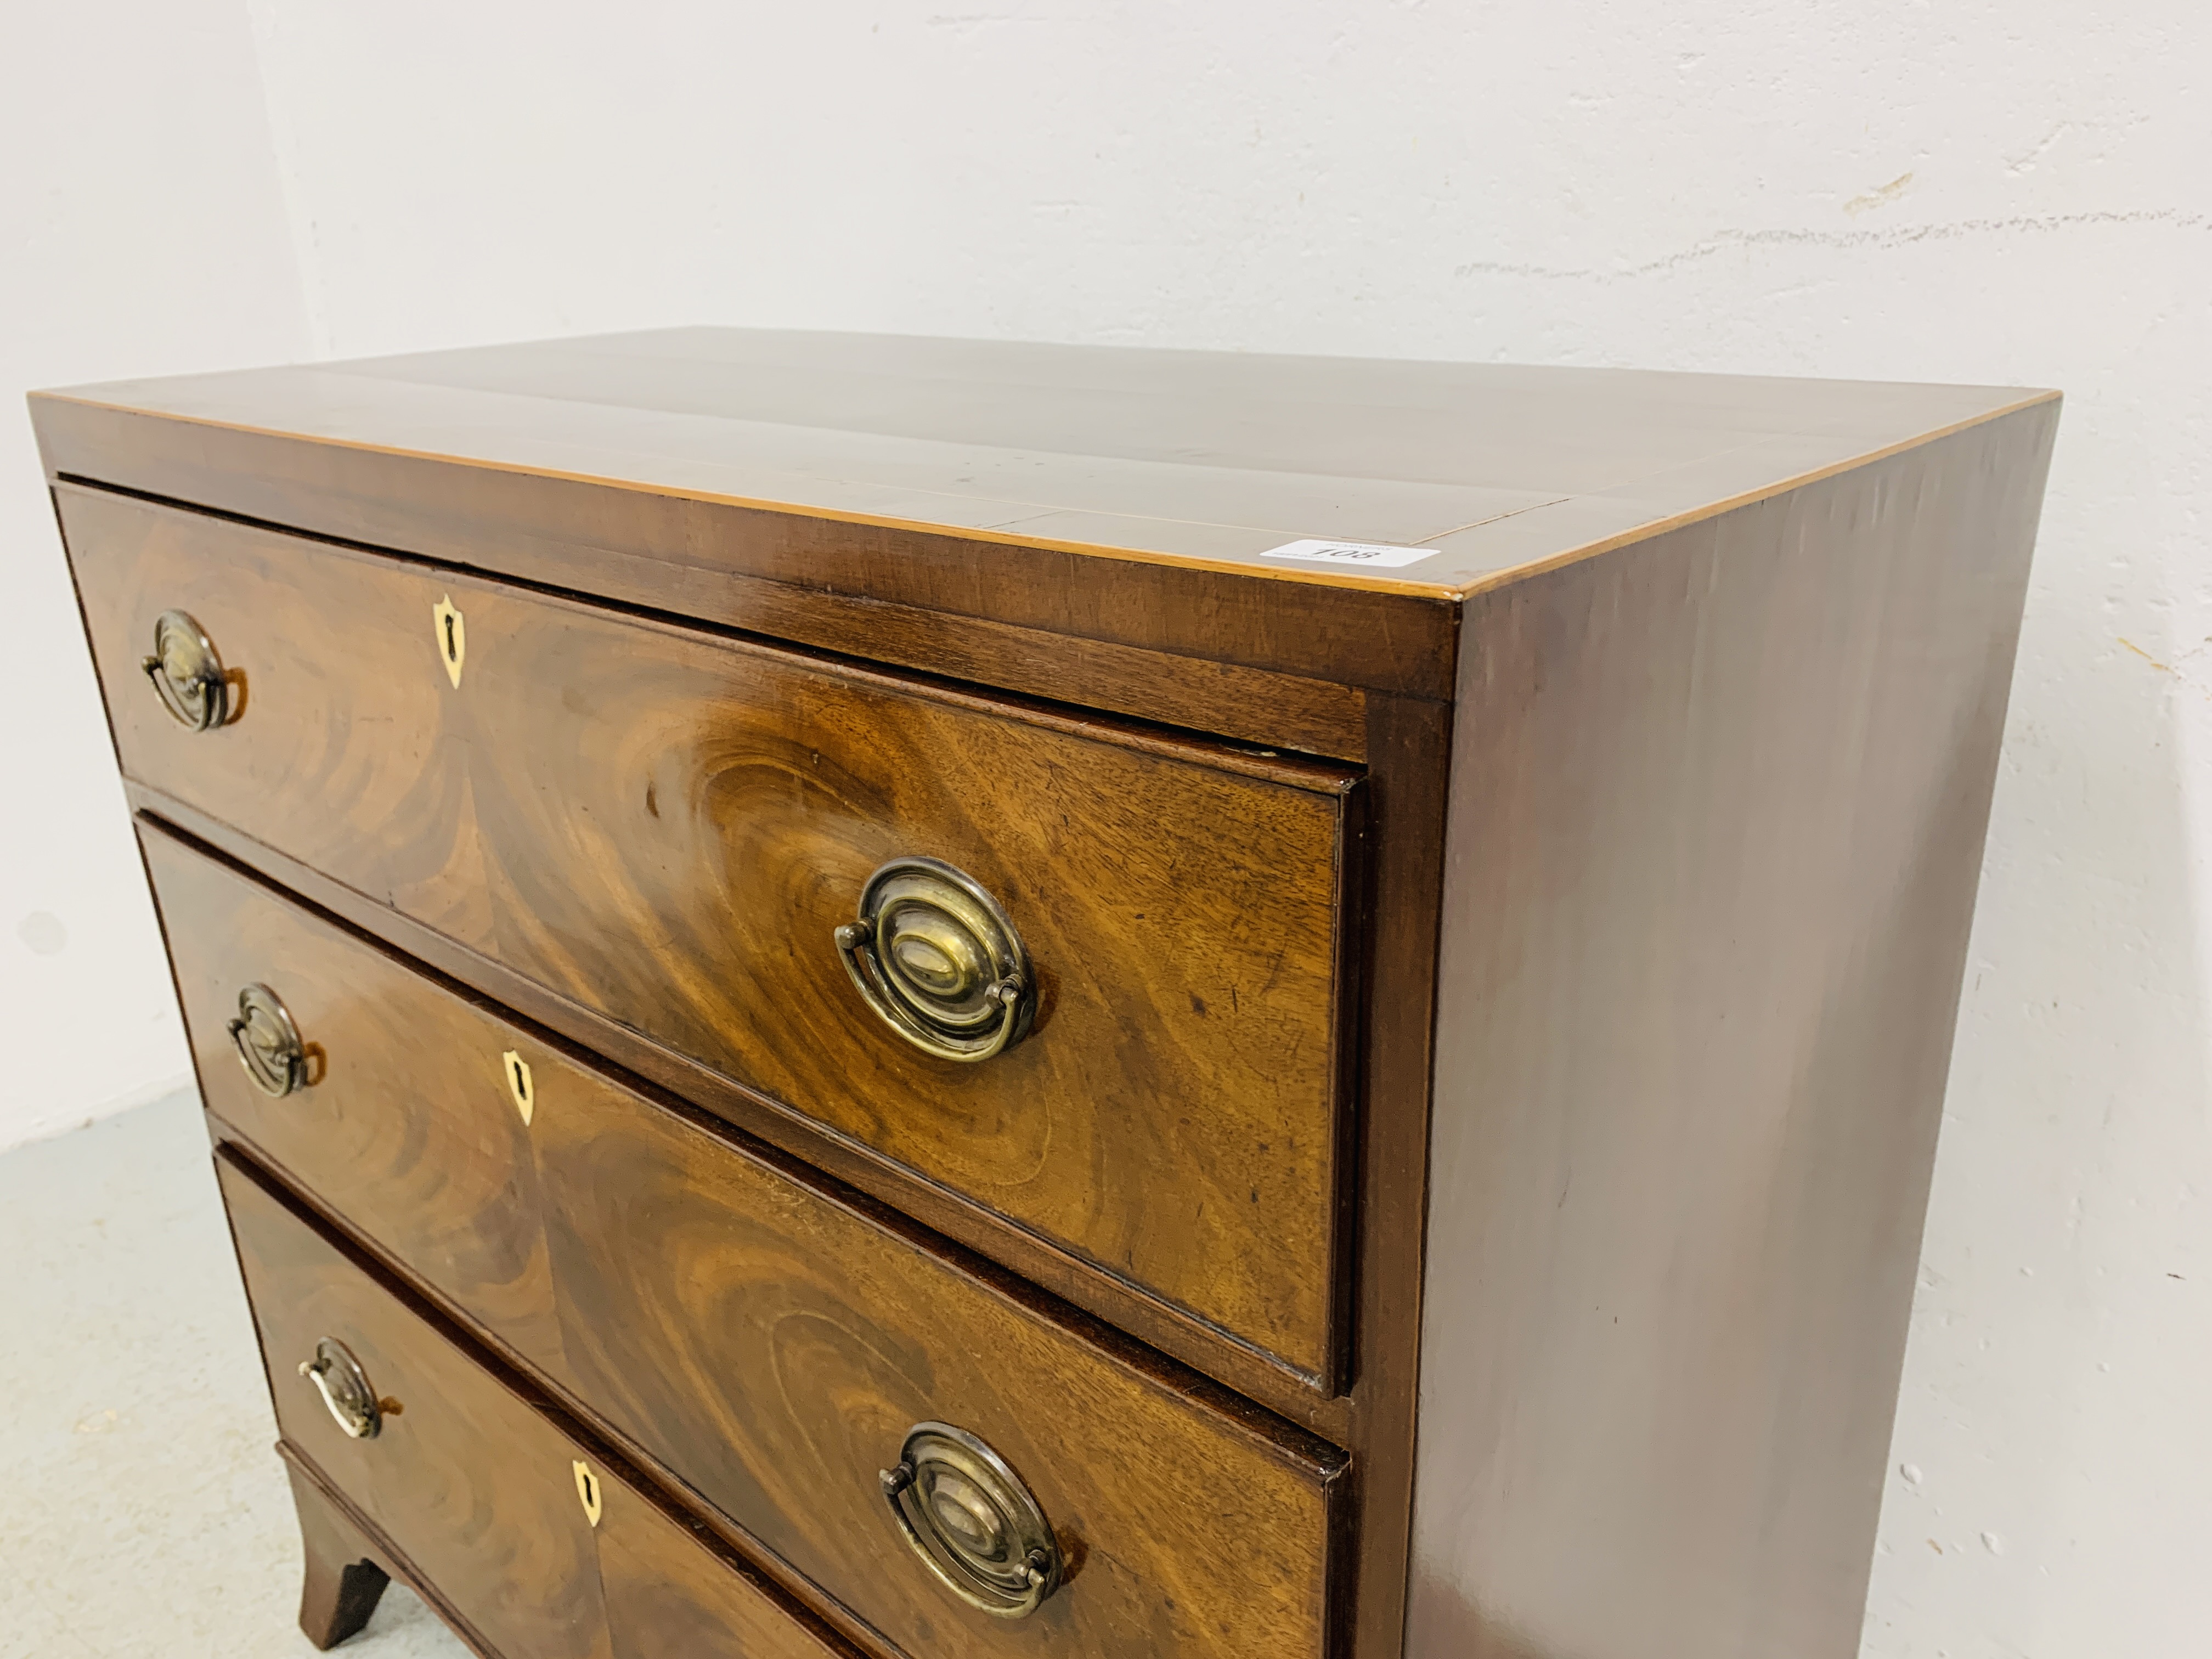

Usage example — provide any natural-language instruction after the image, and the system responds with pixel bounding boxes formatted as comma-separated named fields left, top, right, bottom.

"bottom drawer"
left=219, top=1151, right=855, bottom=1659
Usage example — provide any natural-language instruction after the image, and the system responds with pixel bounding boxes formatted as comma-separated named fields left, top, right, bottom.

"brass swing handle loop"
left=227, top=983, right=306, bottom=1098
left=140, top=610, right=229, bottom=731
left=298, top=1337, right=381, bottom=1440
left=834, top=859, right=1035, bottom=1064
left=879, top=1423, right=1062, bottom=1620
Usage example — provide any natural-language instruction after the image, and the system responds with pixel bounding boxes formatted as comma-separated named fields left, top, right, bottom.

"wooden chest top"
left=32, top=330, right=2050, bottom=702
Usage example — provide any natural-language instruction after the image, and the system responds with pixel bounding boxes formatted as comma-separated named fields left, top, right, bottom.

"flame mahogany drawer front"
left=154, top=826, right=1345, bottom=1659
left=222, top=1153, right=860, bottom=1659
left=64, top=483, right=1362, bottom=1391
left=42, top=332, right=2058, bottom=1659
left=221, top=1156, right=612, bottom=1659
left=144, top=825, right=568, bottom=1379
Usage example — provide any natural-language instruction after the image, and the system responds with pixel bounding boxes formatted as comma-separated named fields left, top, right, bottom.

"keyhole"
left=432, top=597, right=466, bottom=689
left=573, top=1460, right=603, bottom=1527
left=501, top=1049, right=534, bottom=1125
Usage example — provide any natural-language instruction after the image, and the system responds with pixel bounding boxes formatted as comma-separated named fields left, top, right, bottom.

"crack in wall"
left=1454, top=208, right=2210, bottom=283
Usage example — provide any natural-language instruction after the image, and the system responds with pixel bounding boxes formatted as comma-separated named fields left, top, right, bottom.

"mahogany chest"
left=35, top=332, right=2057, bottom=1659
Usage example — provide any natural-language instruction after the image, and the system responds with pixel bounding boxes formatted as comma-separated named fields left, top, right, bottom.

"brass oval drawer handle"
left=140, top=609, right=230, bottom=730
left=880, top=1423, right=1062, bottom=1619
left=227, top=983, right=307, bottom=1097
left=834, top=858, right=1035, bottom=1063
left=298, top=1337, right=381, bottom=1440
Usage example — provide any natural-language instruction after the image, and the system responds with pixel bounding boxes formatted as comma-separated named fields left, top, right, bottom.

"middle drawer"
left=153, top=825, right=1346, bottom=1659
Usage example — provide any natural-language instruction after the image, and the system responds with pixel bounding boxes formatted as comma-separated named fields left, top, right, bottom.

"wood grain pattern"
left=67, top=483, right=1359, bottom=1387
left=30, top=328, right=2052, bottom=601
left=146, top=826, right=565, bottom=1378
left=597, top=1465, right=864, bottom=1659
left=179, top=832, right=1345, bottom=1659
left=33, top=392, right=1462, bottom=704
left=219, top=1153, right=612, bottom=1659
left=523, top=1034, right=1345, bottom=1659
left=1407, top=404, right=2059, bottom=1658
left=1338, top=690, right=1457, bottom=1659
left=753, top=590, right=1371, bottom=761
left=135, top=785, right=1349, bottom=1441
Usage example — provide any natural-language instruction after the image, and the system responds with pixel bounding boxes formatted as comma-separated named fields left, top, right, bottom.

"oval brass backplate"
left=228, top=983, right=306, bottom=1098
left=298, top=1337, right=381, bottom=1440
left=572, top=1460, right=602, bottom=1528
left=881, top=1421, right=1063, bottom=1619
left=834, top=859, right=1036, bottom=1063
left=142, top=608, right=229, bottom=731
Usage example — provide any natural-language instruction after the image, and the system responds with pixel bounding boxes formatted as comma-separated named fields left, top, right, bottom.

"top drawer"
left=64, top=485, right=1361, bottom=1387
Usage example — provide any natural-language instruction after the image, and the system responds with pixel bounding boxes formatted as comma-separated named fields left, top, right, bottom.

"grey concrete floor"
left=1, top=1091, right=467, bottom=1657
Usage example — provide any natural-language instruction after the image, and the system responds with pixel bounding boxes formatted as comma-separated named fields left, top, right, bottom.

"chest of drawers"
left=36, top=332, right=2057, bottom=1659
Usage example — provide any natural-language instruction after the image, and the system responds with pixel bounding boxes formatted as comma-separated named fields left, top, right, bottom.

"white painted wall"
left=8, top=4, right=2207, bottom=1652
left=1, top=2, right=309, bottom=1147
